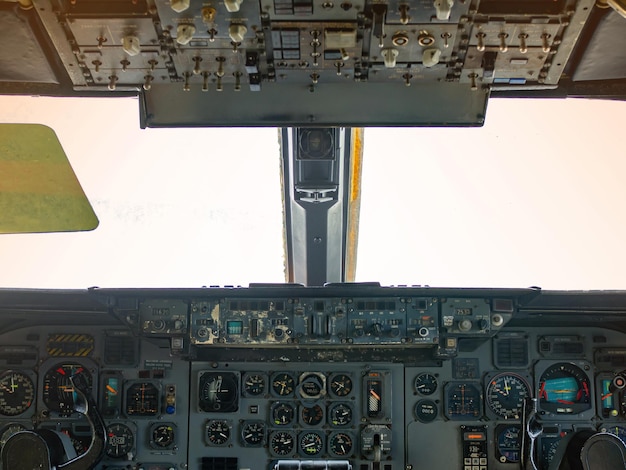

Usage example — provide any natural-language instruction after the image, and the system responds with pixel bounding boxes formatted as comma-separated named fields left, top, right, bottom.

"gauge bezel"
left=270, top=372, right=296, bottom=397
left=328, top=431, right=354, bottom=457
left=443, top=381, right=483, bottom=420
left=495, top=424, right=522, bottom=463
left=298, top=372, right=326, bottom=399
left=298, top=430, right=325, bottom=457
left=269, top=430, right=296, bottom=457
left=299, top=402, right=325, bottom=427
left=535, top=361, right=594, bottom=419
left=271, top=401, right=296, bottom=426
left=149, top=422, right=177, bottom=450
left=0, top=370, right=36, bottom=417
left=198, top=371, right=240, bottom=412
left=39, top=359, right=97, bottom=416
left=329, top=373, right=354, bottom=397
left=240, top=420, right=266, bottom=447
left=205, top=419, right=232, bottom=446
left=484, top=372, right=532, bottom=420
left=104, top=422, right=135, bottom=459
left=123, top=380, right=161, bottom=418
left=242, top=372, right=266, bottom=397
left=414, top=399, right=438, bottom=423
left=328, top=402, right=353, bottom=427
left=414, top=372, right=438, bottom=396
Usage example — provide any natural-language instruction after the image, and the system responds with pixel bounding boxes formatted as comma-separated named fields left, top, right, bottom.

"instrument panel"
left=0, top=286, right=626, bottom=469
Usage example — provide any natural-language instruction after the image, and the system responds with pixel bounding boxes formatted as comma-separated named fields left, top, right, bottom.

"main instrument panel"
left=1, top=286, right=626, bottom=469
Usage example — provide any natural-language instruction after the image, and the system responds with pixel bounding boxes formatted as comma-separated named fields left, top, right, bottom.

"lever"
left=524, top=398, right=542, bottom=470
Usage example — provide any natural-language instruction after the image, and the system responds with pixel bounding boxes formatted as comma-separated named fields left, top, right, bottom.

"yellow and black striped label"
left=46, top=334, right=94, bottom=357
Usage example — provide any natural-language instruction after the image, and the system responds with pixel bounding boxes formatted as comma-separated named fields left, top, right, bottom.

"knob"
left=224, top=0, right=243, bottom=12
left=176, top=24, right=196, bottom=45
left=170, top=0, right=190, bottom=12
left=229, top=24, right=247, bottom=43
left=418, top=327, right=429, bottom=337
left=477, top=319, right=489, bottom=330
left=458, top=319, right=472, bottom=332
left=370, top=323, right=383, bottom=336
left=434, top=0, right=453, bottom=21
left=381, top=48, right=399, bottom=68
left=422, top=48, right=441, bottom=67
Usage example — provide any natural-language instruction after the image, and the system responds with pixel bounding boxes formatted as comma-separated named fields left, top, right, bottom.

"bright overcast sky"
left=1, top=95, right=626, bottom=290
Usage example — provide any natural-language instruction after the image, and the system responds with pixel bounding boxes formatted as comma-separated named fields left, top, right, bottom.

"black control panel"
left=0, top=286, right=626, bottom=469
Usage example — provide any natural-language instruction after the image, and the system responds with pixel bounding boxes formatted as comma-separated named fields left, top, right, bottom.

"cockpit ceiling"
left=0, top=0, right=625, bottom=126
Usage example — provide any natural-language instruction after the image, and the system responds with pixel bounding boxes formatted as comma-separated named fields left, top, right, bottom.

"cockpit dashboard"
left=1, top=285, right=626, bottom=469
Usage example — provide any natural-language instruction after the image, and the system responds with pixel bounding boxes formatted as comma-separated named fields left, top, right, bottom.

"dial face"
left=329, top=432, right=353, bottom=456
left=538, top=363, right=591, bottom=414
left=301, top=403, right=324, bottom=425
left=444, top=382, right=483, bottom=419
left=125, top=382, right=160, bottom=416
left=199, top=372, right=239, bottom=412
left=329, top=374, right=353, bottom=397
left=206, top=420, right=231, bottom=446
left=0, top=371, right=35, bottom=416
left=414, top=399, right=438, bottom=423
left=299, top=373, right=325, bottom=399
left=414, top=373, right=438, bottom=396
left=272, top=373, right=295, bottom=397
left=486, top=373, right=531, bottom=419
left=151, top=424, right=175, bottom=449
left=105, top=423, right=134, bottom=458
left=299, top=431, right=324, bottom=456
left=42, top=363, right=93, bottom=413
left=242, top=373, right=265, bottom=396
left=329, top=403, right=353, bottom=426
left=241, top=420, right=265, bottom=446
left=271, top=402, right=295, bottom=425
left=496, top=425, right=522, bottom=463
left=270, top=431, right=295, bottom=456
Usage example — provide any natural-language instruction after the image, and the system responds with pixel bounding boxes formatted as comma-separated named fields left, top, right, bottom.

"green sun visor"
left=0, top=124, right=98, bottom=233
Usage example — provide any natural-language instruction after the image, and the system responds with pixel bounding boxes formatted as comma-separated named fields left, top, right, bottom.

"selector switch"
left=229, top=24, right=248, bottom=44
left=458, top=319, right=473, bottom=332
left=224, top=0, right=243, bottom=12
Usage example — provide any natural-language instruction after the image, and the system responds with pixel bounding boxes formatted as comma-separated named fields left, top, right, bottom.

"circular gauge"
left=105, top=423, right=134, bottom=458
left=241, top=420, right=266, bottom=446
left=541, top=437, right=564, bottom=468
left=206, top=420, right=231, bottom=446
left=328, top=403, right=352, bottom=427
left=125, top=382, right=160, bottom=416
left=0, top=371, right=35, bottom=416
left=299, top=431, right=324, bottom=456
left=538, top=363, right=591, bottom=414
left=270, top=431, right=295, bottom=456
left=242, top=373, right=265, bottom=396
left=199, top=372, right=239, bottom=412
left=271, top=373, right=296, bottom=397
left=414, top=373, right=438, bottom=396
left=42, top=363, right=93, bottom=413
left=496, top=425, right=522, bottom=463
left=150, top=423, right=175, bottom=449
left=486, top=373, right=531, bottom=419
left=604, top=425, right=626, bottom=444
left=299, top=373, right=326, bottom=399
left=414, top=399, right=438, bottom=423
left=271, top=402, right=295, bottom=425
left=329, top=432, right=353, bottom=456
left=329, top=374, right=353, bottom=397
left=301, top=403, right=324, bottom=426
left=0, top=423, right=26, bottom=449
left=444, top=382, right=483, bottom=419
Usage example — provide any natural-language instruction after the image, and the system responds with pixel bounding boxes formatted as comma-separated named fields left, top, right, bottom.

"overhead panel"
left=0, top=0, right=601, bottom=125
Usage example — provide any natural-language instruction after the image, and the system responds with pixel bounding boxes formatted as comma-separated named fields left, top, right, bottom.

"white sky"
left=1, top=95, right=626, bottom=290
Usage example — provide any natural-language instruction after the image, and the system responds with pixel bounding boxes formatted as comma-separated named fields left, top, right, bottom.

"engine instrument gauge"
left=0, top=371, right=35, bottom=416
left=105, top=423, right=134, bottom=459
left=271, top=372, right=295, bottom=397
left=125, top=382, right=160, bottom=417
left=328, top=402, right=353, bottom=427
left=300, top=403, right=324, bottom=425
left=329, top=374, right=353, bottom=397
left=206, top=419, right=231, bottom=446
left=299, top=431, right=324, bottom=456
left=241, top=420, right=266, bottom=446
left=199, top=372, right=239, bottom=412
left=496, top=425, right=522, bottom=463
left=329, top=432, right=353, bottom=456
left=485, top=373, right=531, bottom=419
left=298, top=373, right=326, bottom=399
left=270, top=431, right=295, bottom=456
left=414, top=373, right=438, bottom=396
left=444, top=382, right=483, bottom=419
left=150, top=423, right=176, bottom=449
left=271, top=402, right=295, bottom=425
left=538, top=363, right=591, bottom=414
left=414, top=399, right=438, bottom=423
left=42, top=363, right=93, bottom=413
left=242, top=373, right=265, bottom=397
